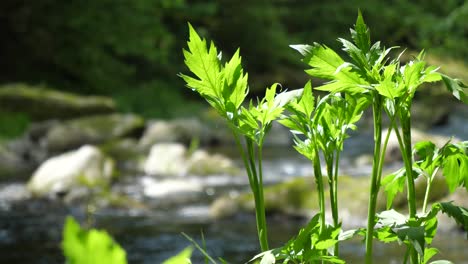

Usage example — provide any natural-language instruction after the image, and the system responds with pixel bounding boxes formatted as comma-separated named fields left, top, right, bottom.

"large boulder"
left=44, top=113, right=145, bottom=152
left=0, top=83, right=116, bottom=121
left=27, top=145, right=114, bottom=197
left=143, top=143, right=237, bottom=177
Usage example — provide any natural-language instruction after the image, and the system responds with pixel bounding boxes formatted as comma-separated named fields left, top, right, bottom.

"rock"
left=44, top=113, right=145, bottom=152
left=0, top=83, right=116, bottom=121
left=143, top=143, right=237, bottom=177
left=138, top=118, right=216, bottom=150
left=27, top=145, right=114, bottom=197
left=143, top=143, right=188, bottom=176
left=210, top=196, right=240, bottom=219
left=211, top=175, right=373, bottom=227
left=140, top=177, right=203, bottom=198
left=138, top=117, right=292, bottom=150
left=99, top=138, right=144, bottom=173
left=187, top=150, right=238, bottom=176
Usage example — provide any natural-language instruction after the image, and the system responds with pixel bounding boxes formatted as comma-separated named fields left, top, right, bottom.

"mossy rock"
left=45, top=113, right=145, bottom=152
left=0, top=83, right=116, bottom=121
left=212, top=175, right=373, bottom=221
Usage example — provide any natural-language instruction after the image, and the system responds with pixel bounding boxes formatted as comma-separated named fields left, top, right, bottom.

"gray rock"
left=143, top=143, right=188, bottom=177
left=143, top=143, right=238, bottom=177
left=187, top=150, right=237, bottom=176
left=27, top=145, right=114, bottom=197
left=44, top=113, right=145, bottom=152
left=140, top=176, right=203, bottom=198
left=138, top=118, right=215, bottom=150
left=0, top=83, right=116, bottom=121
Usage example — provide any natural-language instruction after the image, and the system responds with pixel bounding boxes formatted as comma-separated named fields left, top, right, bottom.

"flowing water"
left=1, top=116, right=468, bottom=263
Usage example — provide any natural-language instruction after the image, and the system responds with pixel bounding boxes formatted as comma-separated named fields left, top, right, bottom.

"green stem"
left=393, top=112, right=418, bottom=264
left=422, top=168, right=439, bottom=214
left=231, top=131, right=268, bottom=251
left=313, top=148, right=326, bottom=235
left=256, top=143, right=269, bottom=251
left=365, top=94, right=383, bottom=264
left=333, top=148, right=341, bottom=256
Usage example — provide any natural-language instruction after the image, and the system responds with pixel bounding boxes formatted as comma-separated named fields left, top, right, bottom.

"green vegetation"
left=181, top=11, right=468, bottom=264
left=62, top=216, right=127, bottom=264
left=1, top=1, right=467, bottom=120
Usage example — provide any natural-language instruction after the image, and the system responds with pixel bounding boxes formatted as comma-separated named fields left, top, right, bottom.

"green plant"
left=62, top=216, right=127, bottom=264
left=180, top=24, right=294, bottom=251
left=181, top=11, right=468, bottom=264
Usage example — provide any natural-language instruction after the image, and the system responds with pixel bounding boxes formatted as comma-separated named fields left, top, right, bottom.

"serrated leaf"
left=441, top=74, right=468, bottom=104
left=182, top=24, right=221, bottom=99
left=273, top=88, right=303, bottom=108
left=437, top=202, right=468, bottom=234
left=423, top=248, right=439, bottom=264
left=375, top=77, right=404, bottom=99
left=377, top=209, right=407, bottom=226
left=351, top=10, right=370, bottom=53
left=442, top=154, right=464, bottom=193
left=222, top=49, right=248, bottom=110
left=382, top=168, right=406, bottom=209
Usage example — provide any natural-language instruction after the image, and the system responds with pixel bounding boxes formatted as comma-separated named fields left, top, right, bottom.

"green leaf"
left=441, top=74, right=468, bottom=104
left=377, top=209, right=407, bottom=226
left=423, top=248, right=439, bottom=264
left=62, top=216, right=127, bottom=264
left=162, top=247, right=193, bottom=264
left=291, top=44, right=368, bottom=94
left=382, top=168, right=406, bottom=209
left=375, top=77, right=404, bottom=99
left=181, top=23, right=221, bottom=100
left=442, top=154, right=464, bottom=193
left=351, top=10, right=370, bottom=53
left=222, top=49, right=248, bottom=110
left=437, top=202, right=468, bottom=234
left=181, top=24, right=249, bottom=121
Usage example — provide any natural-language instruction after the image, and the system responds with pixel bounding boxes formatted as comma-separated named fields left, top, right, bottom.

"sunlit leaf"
left=351, top=10, right=370, bottom=53
left=162, top=247, right=193, bottom=264
left=382, top=168, right=406, bottom=209
left=441, top=74, right=468, bottom=104
left=62, top=216, right=127, bottom=264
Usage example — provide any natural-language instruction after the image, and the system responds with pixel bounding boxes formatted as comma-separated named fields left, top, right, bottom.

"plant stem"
left=256, top=143, right=269, bottom=251
left=394, top=108, right=418, bottom=264
left=326, top=151, right=340, bottom=256
left=422, top=168, right=439, bottom=214
left=313, top=148, right=326, bottom=235
left=231, top=131, right=269, bottom=251
left=365, top=94, right=383, bottom=264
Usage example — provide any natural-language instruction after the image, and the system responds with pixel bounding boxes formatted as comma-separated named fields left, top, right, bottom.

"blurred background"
left=0, top=0, right=467, bottom=263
